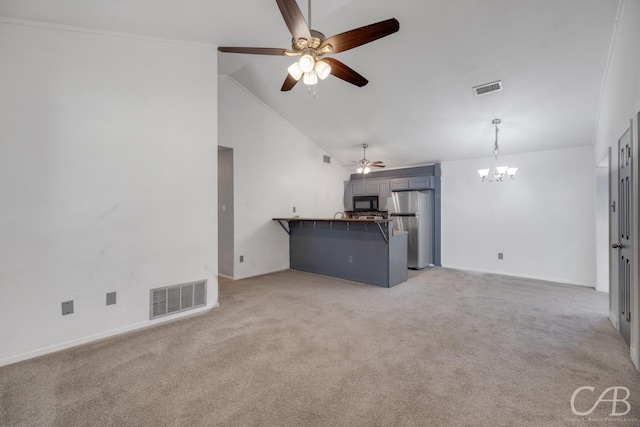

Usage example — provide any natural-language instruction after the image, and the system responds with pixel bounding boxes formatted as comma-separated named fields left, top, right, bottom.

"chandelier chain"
left=477, top=118, right=517, bottom=182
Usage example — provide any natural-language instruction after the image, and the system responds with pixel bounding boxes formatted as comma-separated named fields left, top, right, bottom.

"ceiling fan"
left=353, top=144, right=385, bottom=174
left=218, top=0, right=399, bottom=91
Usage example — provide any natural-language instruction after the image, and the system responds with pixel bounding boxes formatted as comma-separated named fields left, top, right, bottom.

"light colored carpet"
left=1, top=268, right=639, bottom=426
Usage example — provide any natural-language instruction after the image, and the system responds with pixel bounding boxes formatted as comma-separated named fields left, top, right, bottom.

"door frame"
left=608, top=116, right=640, bottom=370
left=617, top=126, right=632, bottom=347
left=632, top=113, right=640, bottom=369
left=610, top=145, right=619, bottom=330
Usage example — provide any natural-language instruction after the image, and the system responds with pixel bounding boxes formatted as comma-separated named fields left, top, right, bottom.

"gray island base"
left=273, top=218, right=408, bottom=288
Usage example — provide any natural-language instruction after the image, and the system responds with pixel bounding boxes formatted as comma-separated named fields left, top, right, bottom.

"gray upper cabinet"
left=352, top=181, right=366, bottom=195
left=365, top=181, right=380, bottom=194
left=345, top=173, right=435, bottom=210
left=389, top=178, right=410, bottom=191
left=344, top=181, right=354, bottom=210
left=379, top=181, right=391, bottom=209
left=409, top=176, right=434, bottom=190
left=351, top=180, right=380, bottom=196
left=390, top=176, right=434, bottom=191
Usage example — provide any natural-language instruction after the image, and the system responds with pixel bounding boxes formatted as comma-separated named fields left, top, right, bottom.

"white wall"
left=595, top=162, right=610, bottom=292
left=441, top=147, right=595, bottom=287
left=0, top=22, right=219, bottom=366
left=593, top=0, right=640, bottom=162
left=218, top=76, right=350, bottom=280
left=591, top=0, right=640, bottom=368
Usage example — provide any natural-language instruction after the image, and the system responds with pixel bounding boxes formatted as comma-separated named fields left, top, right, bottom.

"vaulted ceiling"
left=0, top=0, right=620, bottom=170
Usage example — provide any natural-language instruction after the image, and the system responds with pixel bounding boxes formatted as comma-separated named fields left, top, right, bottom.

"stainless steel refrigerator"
left=387, top=191, right=433, bottom=269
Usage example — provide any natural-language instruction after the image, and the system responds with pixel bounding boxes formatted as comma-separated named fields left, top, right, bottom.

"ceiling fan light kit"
left=314, top=60, right=331, bottom=80
left=298, top=53, right=315, bottom=73
left=353, top=144, right=385, bottom=175
left=287, top=62, right=304, bottom=80
left=477, top=119, right=518, bottom=182
left=303, top=70, right=318, bottom=85
left=218, top=0, right=399, bottom=93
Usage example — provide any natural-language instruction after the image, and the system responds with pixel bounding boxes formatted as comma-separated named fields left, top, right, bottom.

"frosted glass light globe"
left=299, top=54, right=315, bottom=73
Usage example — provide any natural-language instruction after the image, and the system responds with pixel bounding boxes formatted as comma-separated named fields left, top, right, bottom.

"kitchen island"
left=273, top=218, right=408, bottom=287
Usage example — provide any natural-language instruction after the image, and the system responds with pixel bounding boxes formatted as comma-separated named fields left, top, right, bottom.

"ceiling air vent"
left=473, top=80, right=503, bottom=96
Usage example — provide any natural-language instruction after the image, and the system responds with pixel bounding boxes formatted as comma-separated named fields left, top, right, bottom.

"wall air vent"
left=473, top=80, right=503, bottom=96
left=323, top=155, right=331, bottom=164
left=150, top=280, right=206, bottom=320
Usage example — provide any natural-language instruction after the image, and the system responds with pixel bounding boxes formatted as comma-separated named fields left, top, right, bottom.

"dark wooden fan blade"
left=320, top=18, right=399, bottom=53
left=276, top=0, right=312, bottom=42
left=281, top=73, right=301, bottom=91
left=372, top=164, right=386, bottom=168
left=323, top=58, right=368, bottom=87
left=218, top=47, right=290, bottom=56
left=371, top=161, right=384, bottom=164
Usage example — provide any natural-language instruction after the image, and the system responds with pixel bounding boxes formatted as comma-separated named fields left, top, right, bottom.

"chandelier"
left=477, top=119, right=518, bottom=182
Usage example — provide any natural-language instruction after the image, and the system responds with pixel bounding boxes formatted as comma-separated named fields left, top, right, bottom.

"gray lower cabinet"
left=284, top=219, right=408, bottom=287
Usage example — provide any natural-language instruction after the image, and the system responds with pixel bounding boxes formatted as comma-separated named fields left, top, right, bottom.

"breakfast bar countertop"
left=272, top=217, right=391, bottom=223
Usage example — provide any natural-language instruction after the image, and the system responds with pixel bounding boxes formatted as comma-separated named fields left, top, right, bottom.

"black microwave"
left=353, top=195, right=379, bottom=211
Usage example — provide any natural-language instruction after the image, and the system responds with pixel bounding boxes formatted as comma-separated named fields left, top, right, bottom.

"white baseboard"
left=609, top=311, right=619, bottom=330
left=631, top=346, right=639, bottom=371
left=233, top=267, right=290, bottom=281
left=440, top=264, right=596, bottom=288
left=0, top=303, right=218, bottom=368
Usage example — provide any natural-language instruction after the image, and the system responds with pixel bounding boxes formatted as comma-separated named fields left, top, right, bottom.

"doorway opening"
left=218, top=146, right=234, bottom=278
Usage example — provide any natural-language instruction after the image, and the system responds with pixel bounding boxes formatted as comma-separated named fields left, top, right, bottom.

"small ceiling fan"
left=352, top=144, right=385, bottom=174
left=218, top=0, right=399, bottom=91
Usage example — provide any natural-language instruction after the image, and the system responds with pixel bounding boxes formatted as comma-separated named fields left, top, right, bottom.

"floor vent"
left=473, top=80, right=503, bottom=96
left=150, top=280, right=206, bottom=320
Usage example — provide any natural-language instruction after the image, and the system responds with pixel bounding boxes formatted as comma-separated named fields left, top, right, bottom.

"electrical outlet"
left=240, top=255, right=244, bottom=263
left=61, top=300, right=74, bottom=316
left=498, top=252, right=504, bottom=260
left=348, top=255, right=353, bottom=263
left=106, top=292, right=117, bottom=306
left=293, top=206, right=296, bottom=213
